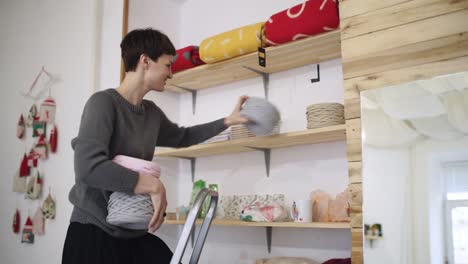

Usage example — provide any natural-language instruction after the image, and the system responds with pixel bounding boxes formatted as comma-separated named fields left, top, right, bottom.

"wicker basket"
left=306, top=103, right=344, bottom=129
left=231, top=124, right=280, bottom=140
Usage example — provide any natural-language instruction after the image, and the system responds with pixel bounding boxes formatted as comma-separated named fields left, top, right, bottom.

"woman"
left=62, top=28, right=248, bottom=264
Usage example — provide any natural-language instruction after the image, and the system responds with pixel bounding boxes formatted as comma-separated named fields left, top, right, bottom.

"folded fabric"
left=240, top=202, right=287, bottom=222
left=113, top=155, right=160, bottom=178
left=171, top=46, right=205, bottom=74
left=265, top=0, right=339, bottom=46
left=107, top=155, right=161, bottom=230
left=200, top=22, right=264, bottom=64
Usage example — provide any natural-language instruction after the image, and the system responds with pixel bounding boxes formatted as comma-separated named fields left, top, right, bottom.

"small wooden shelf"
left=164, top=219, right=350, bottom=229
left=365, top=235, right=383, bottom=240
left=154, top=124, right=346, bottom=158
left=165, top=30, right=341, bottom=92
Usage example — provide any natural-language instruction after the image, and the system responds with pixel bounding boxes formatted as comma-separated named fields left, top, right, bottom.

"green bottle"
left=190, top=179, right=206, bottom=218
left=203, top=184, right=219, bottom=218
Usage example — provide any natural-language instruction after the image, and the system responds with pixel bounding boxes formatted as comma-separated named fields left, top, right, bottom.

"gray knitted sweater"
left=69, top=89, right=226, bottom=238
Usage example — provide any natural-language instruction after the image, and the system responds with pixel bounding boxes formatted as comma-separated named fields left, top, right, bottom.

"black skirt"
left=62, top=222, right=174, bottom=264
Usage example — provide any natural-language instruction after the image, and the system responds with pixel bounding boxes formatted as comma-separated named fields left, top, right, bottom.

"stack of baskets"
left=231, top=124, right=280, bottom=140
left=231, top=125, right=256, bottom=140
left=306, top=103, right=344, bottom=129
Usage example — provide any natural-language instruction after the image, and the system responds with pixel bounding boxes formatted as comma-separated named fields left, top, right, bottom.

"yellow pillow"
left=200, top=22, right=265, bottom=64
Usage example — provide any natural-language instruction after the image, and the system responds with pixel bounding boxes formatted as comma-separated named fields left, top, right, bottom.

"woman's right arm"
left=72, top=93, right=139, bottom=193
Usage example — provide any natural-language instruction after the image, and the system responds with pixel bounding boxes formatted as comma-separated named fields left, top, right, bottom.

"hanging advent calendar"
left=12, top=66, right=59, bottom=244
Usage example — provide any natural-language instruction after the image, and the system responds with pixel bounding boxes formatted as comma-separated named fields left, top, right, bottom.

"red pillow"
left=171, top=46, right=205, bottom=74
left=322, top=258, right=351, bottom=264
left=265, top=0, right=339, bottom=46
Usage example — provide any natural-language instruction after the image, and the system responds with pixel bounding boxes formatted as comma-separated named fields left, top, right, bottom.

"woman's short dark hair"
left=120, top=28, right=176, bottom=72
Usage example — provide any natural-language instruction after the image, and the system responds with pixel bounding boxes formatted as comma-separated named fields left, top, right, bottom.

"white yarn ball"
left=107, top=192, right=154, bottom=230
left=241, top=97, right=280, bottom=136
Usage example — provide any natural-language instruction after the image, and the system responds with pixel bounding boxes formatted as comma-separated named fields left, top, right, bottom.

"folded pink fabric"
left=113, top=155, right=160, bottom=178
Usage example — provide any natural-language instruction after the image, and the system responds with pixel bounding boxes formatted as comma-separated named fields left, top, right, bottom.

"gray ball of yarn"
left=107, top=192, right=154, bottom=230
left=241, top=97, right=281, bottom=136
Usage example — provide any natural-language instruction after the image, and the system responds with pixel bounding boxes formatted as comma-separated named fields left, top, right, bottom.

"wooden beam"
left=346, top=118, right=362, bottom=162
left=344, top=55, right=468, bottom=95
left=339, top=0, right=410, bottom=20
left=120, top=0, right=129, bottom=83
left=348, top=161, right=362, bottom=184
left=341, top=0, right=468, bottom=40
left=342, top=9, right=468, bottom=60
left=343, top=31, right=468, bottom=79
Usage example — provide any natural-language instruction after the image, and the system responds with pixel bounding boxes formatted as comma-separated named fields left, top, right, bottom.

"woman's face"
left=144, top=54, right=174, bottom=92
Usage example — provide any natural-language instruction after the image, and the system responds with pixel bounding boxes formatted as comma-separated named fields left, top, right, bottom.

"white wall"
left=411, top=136, right=468, bottom=264
left=362, top=146, right=412, bottom=264
left=0, top=0, right=98, bottom=263
left=362, top=136, right=468, bottom=264
left=129, top=1, right=351, bottom=263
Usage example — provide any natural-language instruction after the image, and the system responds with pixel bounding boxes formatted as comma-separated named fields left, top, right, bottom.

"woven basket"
left=231, top=124, right=280, bottom=140
left=306, top=103, right=344, bottom=129
left=231, top=125, right=256, bottom=140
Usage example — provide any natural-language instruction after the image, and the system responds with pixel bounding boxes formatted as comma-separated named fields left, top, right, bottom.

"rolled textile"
left=265, top=0, right=339, bottom=46
left=200, top=22, right=265, bottom=64
left=107, top=155, right=160, bottom=230
left=171, top=46, right=205, bottom=74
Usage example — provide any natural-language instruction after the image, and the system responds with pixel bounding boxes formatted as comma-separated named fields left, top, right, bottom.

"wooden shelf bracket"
left=242, top=66, right=270, bottom=99
left=247, top=147, right=271, bottom=177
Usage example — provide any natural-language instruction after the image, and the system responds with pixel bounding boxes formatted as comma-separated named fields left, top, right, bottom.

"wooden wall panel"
left=340, top=1, right=468, bottom=263
left=348, top=161, right=362, bottom=184
left=343, top=32, right=468, bottom=79
left=346, top=118, right=362, bottom=161
left=345, top=55, right=468, bottom=95
left=342, top=9, right=468, bottom=60
left=341, top=0, right=468, bottom=40
left=338, top=0, right=410, bottom=19
left=351, top=228, right=364, bottom=264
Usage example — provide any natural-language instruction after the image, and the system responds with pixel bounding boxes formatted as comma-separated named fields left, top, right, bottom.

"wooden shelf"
left=165, top=30, right=341, bottom=92
left=154, top=124, right=346, bottom=158
left=365, top=235, right=383, bottom=240
left=164, top=219, right=350, bottom=229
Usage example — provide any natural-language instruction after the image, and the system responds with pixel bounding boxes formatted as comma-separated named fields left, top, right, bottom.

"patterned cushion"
left=265, top=0, right=339, bottom=46
left=200, top=22, right=264, bottom=64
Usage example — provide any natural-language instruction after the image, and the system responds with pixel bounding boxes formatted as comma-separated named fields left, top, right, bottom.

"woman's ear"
left=139, top=54, right=149, bottom=70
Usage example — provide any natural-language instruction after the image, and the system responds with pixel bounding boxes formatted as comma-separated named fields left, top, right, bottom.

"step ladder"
left=170, top=188, right=218, bottom=264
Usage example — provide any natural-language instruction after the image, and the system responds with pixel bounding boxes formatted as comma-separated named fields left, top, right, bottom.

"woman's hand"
left=148, top=182, right=167, bottom=233
left=134, top=174, right=167, bottom=232
left=224, top=95, right=249, bottom=127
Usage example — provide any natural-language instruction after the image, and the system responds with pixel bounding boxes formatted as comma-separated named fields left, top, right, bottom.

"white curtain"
left=362, top=108, right=421, bottom=147
left=440, top=90, right=468, bottom=134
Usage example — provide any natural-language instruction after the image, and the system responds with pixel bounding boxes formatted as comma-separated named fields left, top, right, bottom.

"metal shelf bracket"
left=242, top=66, right=270, bottom=99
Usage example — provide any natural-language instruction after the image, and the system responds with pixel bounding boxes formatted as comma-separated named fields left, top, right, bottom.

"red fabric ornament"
left=17, top=114, right=25, bottom=139
left=171, top=46, right=205, bottom=74
left=21, top=217, right=34, bottom=244
left=265, top=0, right=340, bottom=46
left=19, top=153, right=30, bottom=177
left=34, top=134, right=48, bottom=159
left=49, top=125, right=58, bottom=153
left=27, top=149, right=40, bottom=168
left=13, top=209, right=20, bottom=234
left=39, top=96, right=56, bottom=124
